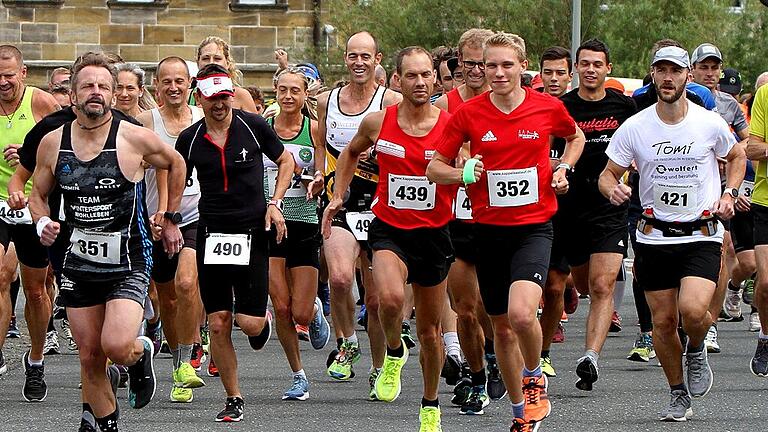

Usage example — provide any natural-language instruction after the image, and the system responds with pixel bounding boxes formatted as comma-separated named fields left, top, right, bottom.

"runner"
left=195, top=36, right=259, bottom=113
left=114, top=63, right=156, bottom=117
left=600, top=45, right=744, bottom=421
left=0, top=44, right=61, bottom=401
left=323, top=45, right=453, bottom=431
left=134, top=56, right=206, bottom=404
left=265, top=67, right=330, bottom=401
left=316, top=31, right=400, bottom=394
left=29, top=51, right=188, bottom=430
left=174, top=63, right=294, bottom=422
left=428, top=32, right=584, bottom=431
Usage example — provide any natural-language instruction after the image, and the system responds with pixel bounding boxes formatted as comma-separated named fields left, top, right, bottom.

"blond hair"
left=196, top=36, right=243, bottom=85
left=457, top=28, right=495, bottom=57
left=484, top=32, right=527, bottom=62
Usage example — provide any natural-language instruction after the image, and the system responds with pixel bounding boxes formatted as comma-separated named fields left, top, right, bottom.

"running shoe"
left=750, top=338, right=768, bottom=377
left=451, top=376, right=472, bottom=406
left=560, top=310, right=568, bottom=323
left=6, top=315, right=19, bottom=338
left=704, top=324, right=720, bottom=353
left=564, top=285, right=579, bottom=314
left=510, top=417, right=539, bottom=432
left=53, top=306, right=66, bottom=320
left=368, top=368, right=380, bottom=401
left=200, top=323, right=210, bottom=354
left=44, top=330, right=60, bottom=355
left=658, top=389, right=692, bottom=422
left=375, top=344, right=409, bottom=402
left=522, top=375, right=550, bottom=422
left=685, top=348, right=713, bottom=397
left=175, top=362, right=205, bottom=388
left=61, top=319, right=78, bottom=351
left=750, top=312, right=762, bottom=332
left=575, top=355, right=599, bottom=391
left=552, top=323, right=565, bottom=343
left=419, top=406, right=442, bottom=432
left=327, top=340, right=361, bottom=381
left=609, top=311, right=622, bottom=333
left=170, top=383, right=193, bottom=403
left=296, top=324, right=310, bottom=341
left=215, top=396, right=244, bottom=422
left=309, top=297, right=331, bottom=350
left=540, top=356, right=556, bottom=377
left=401, top=320, right=416, bottom=349
left=116, top=364, right=129, bottom=388
left=486, top=354, right=507, bottom=400
left=247, top=311, right=273, bottom=350
left=0, top=350, right=6, bottom=376
left=22, top=351, right=47, bottom=402
left=207, top=358, right=219, bottom=377
left=282, top=374, right=310, bottom=401
left=160, top=339, right=171, bottom=355
left=107, top=364, right=120, bottom=397
left=78, top=418, right=97, bottom=432
left=190, top=343, right=206, bottom=371
left=326, top=348, right=339, bottom=369
left=145, top=321, right=163, bottom=356
left=743, top=277, right=755, bottom=305
left=127, top=336, right=156, bottom=409
left=627, top=332, right=656, bottom=362
left=723, top=284, right=743, bottom=320
left=440, top=353, right=462, bottom=386
left=459, top=385, right=490, bottom=415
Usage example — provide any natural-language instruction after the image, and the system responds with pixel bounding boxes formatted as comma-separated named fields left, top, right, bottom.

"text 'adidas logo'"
left=481, top=130, right=497, bottom=142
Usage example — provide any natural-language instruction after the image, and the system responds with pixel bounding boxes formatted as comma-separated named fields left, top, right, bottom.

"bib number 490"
left=212, top=242, right=243, bottom=257
left=204, top=233, right=251, bottom=265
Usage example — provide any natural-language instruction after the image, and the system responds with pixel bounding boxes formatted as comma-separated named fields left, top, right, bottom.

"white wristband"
left=36, top=216, right=52, bottom=238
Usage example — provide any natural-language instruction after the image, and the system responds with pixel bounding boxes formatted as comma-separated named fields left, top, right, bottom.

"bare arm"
left=31, top=88, right=61, bottom=122
left=29, top=132, right=62, bottom=246
left=433, top=94, right=448, bottom=112
left=598, top=159, right=631, bottom=205
left=746, top=134, right=768, bottom=160
left=235, top=87, right=259, bottom=113
left=270, top=149, right=296, bottom=201
left=7, top=165, right=32, bottom=209
left=426, top=152, right=465, bottom=185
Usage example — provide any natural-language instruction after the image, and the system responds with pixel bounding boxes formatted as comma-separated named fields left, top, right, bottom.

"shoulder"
left=382, top=88, right=402, bottom=106
left=39, top=124, right=65, bottom=153
left=134, top=110, right=154, bottom=129
left=30, top=87, right=60, bottom=117
left=112, top=108, right=142, bottom=126
left=178, top=118, right=205, bottom=142
left=433, top=93, right=448, bottom=110
left=362, top=109, right=386, bottom=129
left=559, top=88, right=580, bottom=103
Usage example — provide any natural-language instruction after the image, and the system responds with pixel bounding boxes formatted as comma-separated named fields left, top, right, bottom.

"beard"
left=654, top=82, right=685, bottom=104
left=77, top=97, right=108, bottom=119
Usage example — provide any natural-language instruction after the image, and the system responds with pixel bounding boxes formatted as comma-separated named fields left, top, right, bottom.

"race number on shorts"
left=387, top=174, right=436, bottom=210
left=345, top=211, right=374, bottom=241
left=267, top=167, right=307, bottom=198
left=454, top=187, right=472, bottom=220
left=70, top=229, right=121, bottom=264
left=487, top=167, right=539, bottom=207
left=653, top=183, right=698, bottom=213
left=204, top=233, right=251, bottom=265
left=0, top=200, right=33, bottom=225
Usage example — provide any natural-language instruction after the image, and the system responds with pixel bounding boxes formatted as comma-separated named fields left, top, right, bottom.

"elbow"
left=426, top=161, right=437, bottom=183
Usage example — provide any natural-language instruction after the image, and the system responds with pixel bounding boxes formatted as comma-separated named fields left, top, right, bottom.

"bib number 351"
left=204, top=233, right=251, bottom=265
left=70, top=229, right=121, bottom=264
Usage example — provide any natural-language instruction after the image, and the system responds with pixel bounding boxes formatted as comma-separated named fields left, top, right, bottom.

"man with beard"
left=29, top=52, right=187, bottom=431
left=600, top=46, right=745, bottom=422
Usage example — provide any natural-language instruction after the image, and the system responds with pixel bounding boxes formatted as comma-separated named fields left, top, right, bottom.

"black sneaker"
left=0, top=350, right=7, bottom=376
left=460, top=385, right=490, bottom=415
left=451, top=376, right=472, bottom=406
left=78, top=417, right=97, bottom=432
left=116, top=364, right=129, bottom=388
left=6, top=315, right=20, bottom=338
left=750, top=338, right=768, bottom=377
left=127, top=336, right=156, bottom=409
left=215, top=397, right=244, bottom=422
left=575, top=356, right=599, bottom=391
left=22, top=351, right=47, bottom=402
left=486, top=354, right=507, bottom=400
left=401, top=321, right=416, bottom=349
left=247, top=311, right=272, bottom=351
left=107, top=364, right=121, bottom=419
left=441, top=353, right=462, bottom=385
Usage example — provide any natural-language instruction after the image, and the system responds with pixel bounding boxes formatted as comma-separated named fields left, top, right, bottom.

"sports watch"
left=163, top=211, right=183, bottom=225
left=268, top=199, right=285, bottom=213
left=723, top=187, right=738, bottom=198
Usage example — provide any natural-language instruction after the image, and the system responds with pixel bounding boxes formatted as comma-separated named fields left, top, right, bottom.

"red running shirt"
left=436, top=88, right=577, bottom=226
left=371, top=105, right=454, bottom=229
left=446, top=88, right=465, bottom=114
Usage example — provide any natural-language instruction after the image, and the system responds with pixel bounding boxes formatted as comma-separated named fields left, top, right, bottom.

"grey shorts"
left=58, top=270, right=150, bottom=309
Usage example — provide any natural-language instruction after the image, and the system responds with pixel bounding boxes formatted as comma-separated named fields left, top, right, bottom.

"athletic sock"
left=293, top=369, right=306, bottom=379
left=421, top=397, right=439, bottom=408
left=172, top=348, right=181, bottom=370
left=523, top=365, right=541, bottom=378
left=387, top=343, right=404, bottom=358
left=47, top=317, right=55, bottom=332
left=670, top=383, right=687, bottom=393
left=28, top=357, right=43, bottom=367
left=347, top=332, right=358, bottom=345
left=585, top=349, right=599, bottom=364
left=470, top=369, right=487, bottom=387
left=96, top=410, right=119, bottom=432
left=687, top=339, right=705, bottom=354
left=511, top=400, right=525, bottom=418
left=443, top=331, right=460, bottom=357
left=759, top=331, right=768, bottom=341
left=484, top=338, right=495, bottom=355
left=541, top=349, right=550, bottom=358
left=179, top=343, right=193, bottom=364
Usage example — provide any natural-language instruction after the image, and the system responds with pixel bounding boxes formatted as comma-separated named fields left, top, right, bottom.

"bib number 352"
left=487, top=167, right=539, bottom=207
left=204, top=233, right=251, bottom=265
left=70, top=229, right=121, bottom=264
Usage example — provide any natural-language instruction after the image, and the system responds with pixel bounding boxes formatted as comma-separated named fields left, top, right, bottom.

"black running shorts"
left=269, top=220, right=321, bottom=269
left=555, top=208, right=627, bottom=267
left=0, top=221, right=50, bottom=268
left=57, top=270, right=150, bottom=308
left=151, top=222, right=199, bottom=284
left=548, top=212, right=570, bottom=274
left=730, top=210, right=754, bottom=254
left=752, top=203, right=768, bottom=247
left=633, top=241, right=722, bottom=291
left=448, top=220, right=477, bottom=264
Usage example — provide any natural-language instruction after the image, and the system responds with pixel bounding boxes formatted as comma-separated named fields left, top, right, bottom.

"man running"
left=316, top=31, right=400, bottom=390
left=0, top=44, right=60, bottom=400
left=134, top=56, right=205, bottom=403
left=600, top=46, right=744, bottom=421
left=175, top=63, right=294, bottom=422
left=428, top=32, right=584, bottom=431
left=29, top=52, right=188, bottom=431
left=324, top=45, right=453, bottom=432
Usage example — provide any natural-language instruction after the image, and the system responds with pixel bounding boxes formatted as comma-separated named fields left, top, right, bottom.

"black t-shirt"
left=175, top=109, right=284, bottom=230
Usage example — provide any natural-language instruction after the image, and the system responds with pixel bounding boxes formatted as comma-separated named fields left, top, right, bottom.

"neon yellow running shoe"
left=375, top=344, right=409, bottom=402
left=327, top=340, right=361, bottom=381
left=419, top=406, right=442, bottom=432
left=540, top=356, right=556, bottom=377
left=170, top=383, right=193, bottom=403
left=175, top=362, right=205, bottom=389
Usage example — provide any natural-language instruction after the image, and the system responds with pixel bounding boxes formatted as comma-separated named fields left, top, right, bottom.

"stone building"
left=0, top=0, right=323, bottom=89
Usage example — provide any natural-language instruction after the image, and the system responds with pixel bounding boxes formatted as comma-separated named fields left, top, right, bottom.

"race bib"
left=653, top=183, right=697, bottom=213
left=267, top=167, right=307, bottom=198
left=204, top=233, right=251, bottom=265
left=345, top=211, right=374, bottom=241
left=739, top=180, right=754, bottom=199
left=0, top=200, right=32, bottom=225
left=487, top=167, right=539, bottom=207
left=454, top=187, right=472, bottom=220
left=70, top=229, right=121, bottom=264
left=387, top=174, right=436, bottom=210
left=183, top=168, right=201, bottom=196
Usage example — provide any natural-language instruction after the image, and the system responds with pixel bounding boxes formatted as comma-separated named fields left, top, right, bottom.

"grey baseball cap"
left=652, top=46, right=690, bottom=68
left=690, top=43, right=722, bottom=64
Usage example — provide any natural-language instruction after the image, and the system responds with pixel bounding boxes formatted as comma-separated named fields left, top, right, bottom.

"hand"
left=40, top=221, right=60, bottom=247
left=7, top=191, right=26, bottom=210
left=551, top=169, right=569, bottom=195
left=549, top=158, right=560, bottom=171
left=609, top=183, right=632, bottom=206
left=4, top=144, right=20, bottom=167
left=468, top=154, right=484, bottom=183
left=265, top=205, right=287, bottom=243
left=275, top=49, right=289, bottom=69
left=160, top=221, right=183, bottom=255
left=455, top=147, right=471, bottom=169
left=306, top=172, right=324, bottom=200
left=321, top=198, right=343, bottom=239
left=713, top=195, right=735, bottom=220
left=735, top=194, right=751, bottom=212
left=150, top=212, right=164, bottom=241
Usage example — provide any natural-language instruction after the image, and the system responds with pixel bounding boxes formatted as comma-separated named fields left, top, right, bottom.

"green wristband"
left=463, top=158, right=479, bottom=185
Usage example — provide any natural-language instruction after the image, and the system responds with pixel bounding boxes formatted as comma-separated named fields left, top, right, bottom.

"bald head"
left=756, top=72, right=768, bottom=90
left=157, top=56, right=190, bottom=79
left=346, top=31, right=379, bottom=55
left=375, top=65, right=387, bottom=86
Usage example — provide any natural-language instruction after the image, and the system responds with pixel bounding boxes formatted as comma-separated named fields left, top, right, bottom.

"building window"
left=107, top=0, right=169, bottom=8
left=230, top=0, right=288, bottom=10
left=1, top=0, right=64, bottom=6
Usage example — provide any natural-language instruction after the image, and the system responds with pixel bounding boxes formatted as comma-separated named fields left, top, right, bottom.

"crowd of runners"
left=0, top=26, right=767, bottom=432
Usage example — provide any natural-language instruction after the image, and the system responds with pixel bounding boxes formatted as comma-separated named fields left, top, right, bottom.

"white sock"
left=613, top=280, right=626, bottom=312
left=293, top=369, right=306, bottom=379
left=347, top=332, right=358, bottom=344
left=28, top=356, right=44, bottom=367
left=759, top=330, right=768, bottom=340
left=443, top=332, right=460, bottom=357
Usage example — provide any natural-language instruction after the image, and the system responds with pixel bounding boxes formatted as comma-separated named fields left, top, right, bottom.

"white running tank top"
left=145, top=106, right=203, bottom=226
left=325, top=85, right=386, bottom=153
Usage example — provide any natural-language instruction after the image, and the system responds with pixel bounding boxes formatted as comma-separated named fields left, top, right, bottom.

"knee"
left=208, top=314, right=232, bottom=337
left=652, top=314, right=678, bottom=336
left=508, top=308, right=537, bottom=333
left=238, top=318, right=265, bottom=337
left=378, top=291, right=404, bottom=315
left=454, top=298, right=478, bottom=322
left=416, top=323, right=440, bottom=348
left=328, top=271, right=354, bottom=292
left=272, top=301, right=293, bottom=323
left=543, top=279, right=565, bottom=300
left=492, top=321, right=517, bottom=345
left=23, top=285, right=48, bottom=306
left=102, top=340, right=134, bottom=365
left=175, top=274, right=197, bottom=298
left=78, top=345, right=105, bottom=372
left=364, top=293, right=380, bottom=314
left=292, top=305, right=314, bottom=327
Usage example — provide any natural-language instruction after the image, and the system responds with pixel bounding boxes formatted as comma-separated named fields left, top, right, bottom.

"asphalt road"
left=0, top=282, right=766, bottom=432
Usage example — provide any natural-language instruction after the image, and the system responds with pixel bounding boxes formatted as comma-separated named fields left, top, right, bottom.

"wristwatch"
left=723, top=187, right=739, bottom=198
left=268, top=199, right=284, bottom=213
left=163, top=211, right=183, bottom=225
left=555, top=162, right=574, bottom=174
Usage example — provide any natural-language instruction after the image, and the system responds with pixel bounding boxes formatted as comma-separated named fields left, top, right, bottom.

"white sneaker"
left=749, top=312, right=761, bottom=332
left=704, top=324, right=720, bottom=354
left=44, top=330, right=60, bottom=355
left=724, top=287, right=743, bottom=318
